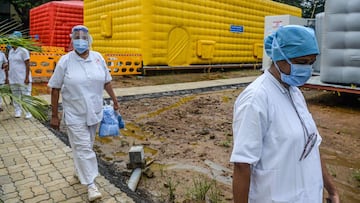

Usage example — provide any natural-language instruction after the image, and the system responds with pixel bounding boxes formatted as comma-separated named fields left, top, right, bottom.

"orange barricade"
left=0, top=44, right=6, bottom=52
left=30, top=51, right=64, bottom=78
left=40, top=46, right=66, bottom=54
left=29, top=48, right=142, bottom=78
left=103, top=53, right=142, bottom=75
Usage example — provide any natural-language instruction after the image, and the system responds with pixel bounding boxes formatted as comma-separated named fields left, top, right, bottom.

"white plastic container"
left=262, top=15, right=308, bottom=70
left=319, top=0, right=360, bottom=85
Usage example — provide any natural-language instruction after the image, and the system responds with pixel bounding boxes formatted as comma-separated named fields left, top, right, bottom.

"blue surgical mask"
left=272, top=37, right=313, bottom=86
left=274, top=62, right=312, bottom=86
left=73, top=39, right=88, bottom=54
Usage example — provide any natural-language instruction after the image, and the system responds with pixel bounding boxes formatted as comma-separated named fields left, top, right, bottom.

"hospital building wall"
left=84, top=0, right=301, bottom=67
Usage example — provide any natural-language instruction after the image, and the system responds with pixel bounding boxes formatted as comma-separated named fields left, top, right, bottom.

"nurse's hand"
left=113, top=101, right=119, bottom=111
left=50, top=116, right=60, bottom=130
left=327, top=194, right=340, bottom=203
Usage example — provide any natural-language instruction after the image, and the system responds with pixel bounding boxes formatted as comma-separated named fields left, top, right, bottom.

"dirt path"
left=91, top=70, right=360, bottom=203
left=38, top=68, right=359, bottom=202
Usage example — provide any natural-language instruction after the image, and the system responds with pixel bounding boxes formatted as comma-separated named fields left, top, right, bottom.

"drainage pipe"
left=128, top=168, right=142, bottom=192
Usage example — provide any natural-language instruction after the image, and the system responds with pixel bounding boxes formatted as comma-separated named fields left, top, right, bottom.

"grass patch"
left=186, top=175, right=223, bottom=202
left=353, top=170, right=360, bottom=186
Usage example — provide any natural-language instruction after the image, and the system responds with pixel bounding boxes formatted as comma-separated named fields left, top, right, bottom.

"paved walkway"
left=37, top=76, right=258, bottom=103
left=0, top=109, right=134, bottom=203
left=0, top=76, right=257, bottom=203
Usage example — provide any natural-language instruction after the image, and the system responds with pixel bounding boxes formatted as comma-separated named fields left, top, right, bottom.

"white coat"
left=8, top=47, right=31, bottom=84
left=0, top=52, right=8, bottom=84
left=48, top=50, right=112, bottom=185
left=230, top=70, right=324, bottom=203
left=48, top=50, right=112, bottom=126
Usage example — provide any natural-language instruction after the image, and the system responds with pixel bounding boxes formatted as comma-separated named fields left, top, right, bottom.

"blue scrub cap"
left=264, top=25, right=319, bottom=61
left=10, top=31, right=22, bottom=38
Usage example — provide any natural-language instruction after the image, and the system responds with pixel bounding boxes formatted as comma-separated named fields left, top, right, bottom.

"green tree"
left=273, top=0, right=326, bottom=18
left=1, top=0, right=52, bottom=30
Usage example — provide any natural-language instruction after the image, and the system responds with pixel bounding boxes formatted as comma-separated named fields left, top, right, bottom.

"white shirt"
left=48, top=51, right=112, bottom=126
left=0, top=52, right=8, bottom=84
left=8, top=47, right=31, bottom=84
left=230, top=70, right=323, bottom=203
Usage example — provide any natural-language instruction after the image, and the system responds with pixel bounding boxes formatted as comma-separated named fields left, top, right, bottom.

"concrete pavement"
left=37, top=76, right=258, bottom=103
left=0, top=108, right=135, bottom=203
left=0, top=76, right=257, bottom=203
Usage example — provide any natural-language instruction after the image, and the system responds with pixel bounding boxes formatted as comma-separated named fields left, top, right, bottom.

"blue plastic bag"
left=118, top=113, right=125, bottom=129
left=99, top=105, right=124, bottom=137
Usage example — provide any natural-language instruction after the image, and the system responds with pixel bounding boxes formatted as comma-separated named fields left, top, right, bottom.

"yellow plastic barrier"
left=41, top=46, right=66, bottom=54
left=30, top=52, right=63, bottom=78
left=4, top=45, right=142, bottom=78
left=30, top=51, right=142, bottom=78
left=103, top=53, right=142, bottom=75
left=0, top=44, right=6, bottom=52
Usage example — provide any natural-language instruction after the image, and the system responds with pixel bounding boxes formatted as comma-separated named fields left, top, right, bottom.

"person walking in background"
left=230, top=25, right=340, bottom=203
left=0, top=50, right=9, bottom=112
left=48, top=25, right=119, bottom=201
left=7, top=31, right=32, bottom=119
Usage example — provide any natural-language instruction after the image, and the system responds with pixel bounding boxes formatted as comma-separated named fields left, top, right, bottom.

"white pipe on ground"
left=128, top=168, right=142, bottom=191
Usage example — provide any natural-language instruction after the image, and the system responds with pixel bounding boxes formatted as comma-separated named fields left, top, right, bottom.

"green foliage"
left=185, top=175, right=224, bottom=202
left=353, top=170, right=360, bottom=183
left=208, top=182, right=224, bottom=203
left=220, top=137, right=232, bottom=148
left=0, top=84, right=49, bottom=121
left=0, top=36, right=41, bottom=52
left=1, top=0, right=52, bottom=29
left=327, top=165, right=337, bottom=178
left=165, top=177, right=179, bottom=203
left=188, top=175, right=213, bottom=201
left=272, top=0, right=326, bottom=18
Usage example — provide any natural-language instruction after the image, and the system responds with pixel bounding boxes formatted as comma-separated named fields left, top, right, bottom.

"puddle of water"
left=113, top=151, right=127, bottom=157
left=96, top=122, right=159, bottom=163
left=222, top=96, right=230, bottom=103
left=121, top=122, right=166, bottom=142
left=137, top=96, right=195, bottom=121
left=95, top=135, right=114, bottom=144
left=32, top=82, right=50, bottom=96
left=144, top=146, right=158, bottom=156
left=121, top=123, right=152, bottom=141
left=104, top=156, right=113, bottom=161
left=149, top=162, right=174, bottom=171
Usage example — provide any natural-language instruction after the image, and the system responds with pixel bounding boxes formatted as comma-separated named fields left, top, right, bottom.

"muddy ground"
left=43, top=69, right=360, bottom=203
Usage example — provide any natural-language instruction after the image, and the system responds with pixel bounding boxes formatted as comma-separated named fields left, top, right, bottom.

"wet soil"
left=45, top=68, right=360, bottom=203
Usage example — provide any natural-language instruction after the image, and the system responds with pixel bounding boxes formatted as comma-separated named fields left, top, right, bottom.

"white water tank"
left=313, top=12, right=324, bottom=74
left=319, top=0, right=360, bottom=85
left=262, top=15, right=308, bottom=70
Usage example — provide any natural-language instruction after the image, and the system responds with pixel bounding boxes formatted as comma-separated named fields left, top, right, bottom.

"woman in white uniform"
left=230, top=25, right=340, bottom=203
left=48, top=25, right=119, bottom=201
left=0, top=51, right=8, bottom=111
left=8, top=31, right=33, bottom=119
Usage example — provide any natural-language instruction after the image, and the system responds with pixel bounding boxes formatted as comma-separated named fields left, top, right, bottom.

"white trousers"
left=0, top=84, right=3, bottom=107
left=10, top=83, right=32, bottom=115
left=67, top=123, right=99, bottom=185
